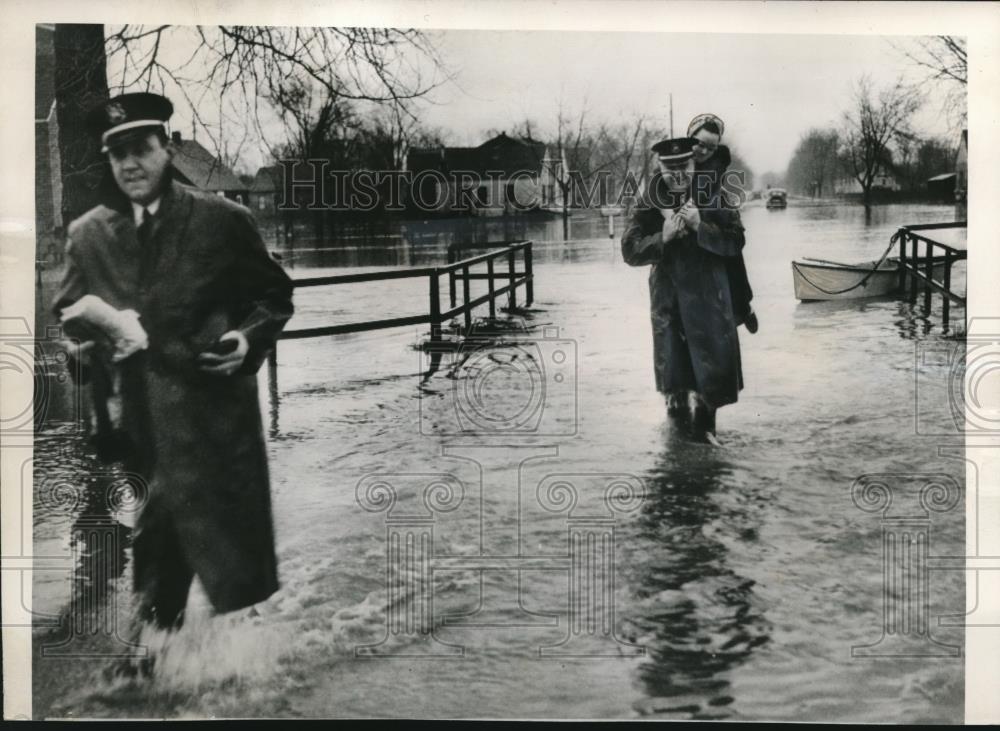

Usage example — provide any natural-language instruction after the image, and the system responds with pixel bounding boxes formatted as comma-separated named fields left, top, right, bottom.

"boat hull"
left=792, top=258, right=948, bottom=301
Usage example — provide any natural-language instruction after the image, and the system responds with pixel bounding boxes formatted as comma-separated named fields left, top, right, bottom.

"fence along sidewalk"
left=267, top=240, right=535, bottom=389
left=894, top=221, right=966, bottom=327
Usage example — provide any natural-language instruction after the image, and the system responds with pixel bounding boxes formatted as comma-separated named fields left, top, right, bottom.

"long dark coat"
left=621, top=174, right=745, bottom=408
left=692, top=144, right=754, bottom=324
left=54, top=176, right=294, bottom=613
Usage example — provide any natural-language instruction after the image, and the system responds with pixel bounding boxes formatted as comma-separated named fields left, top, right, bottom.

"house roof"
left=171, top=136, right=246, bottom=192
left=250, top=165, right=283, bottom=193
left=407, top=133, right=550, bottom=178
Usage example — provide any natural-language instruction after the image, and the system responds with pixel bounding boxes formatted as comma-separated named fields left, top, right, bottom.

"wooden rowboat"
left=792, top=256, right=950, bottom=301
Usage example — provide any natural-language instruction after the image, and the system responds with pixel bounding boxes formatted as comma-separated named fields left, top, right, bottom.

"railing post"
left=908, top=236, right=918, bottom=304
left=448, top=248, right=457, bottom=309
left=898, top=231, right=907, bottom=297
left=923, top=240, right=933, bottom=312
left=508, top=249, right=517, bottom=311
left=267, top=346, right=278, bottom=398
left=462, top=264, right=472, bottom=333
left=525, top=242, right=534, bottom=306
left=429, top=272, right=441, bottom=343
left=942, top=250, right=952, bottom=328
left=487, top=257, right=496, bottom=320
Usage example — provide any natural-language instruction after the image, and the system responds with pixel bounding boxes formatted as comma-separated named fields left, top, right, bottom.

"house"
left=248, top=165, right=283, bottom=216
left=927, top=172, right=957, bottom=200
left=35, top=24, right=63, bottom=259
left=955, top=129, right=968, bottom=202
left=169, top=131, right=249, bottom=205
left=404, top=132, right=569, bottom=216
left=833, top=165, right=901, bottom=195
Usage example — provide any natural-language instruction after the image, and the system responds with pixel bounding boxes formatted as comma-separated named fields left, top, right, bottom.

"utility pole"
left=669, top=93, right=674, bottom=137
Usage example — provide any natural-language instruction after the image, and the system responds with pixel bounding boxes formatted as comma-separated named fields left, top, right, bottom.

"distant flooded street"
left=33, top=201, right=966, bottom=721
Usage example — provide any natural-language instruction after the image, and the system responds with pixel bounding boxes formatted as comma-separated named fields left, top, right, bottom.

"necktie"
left=137, top=208, right=156, bottom=282
left=138, top=207, right=152, bottom=240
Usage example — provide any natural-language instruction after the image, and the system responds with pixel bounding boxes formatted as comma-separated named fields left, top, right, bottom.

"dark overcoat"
left=54, top=175, right=294, bottom=613
left=693, top=144, right=754, bottom=324
left=621, top=174, right=745, bottom=408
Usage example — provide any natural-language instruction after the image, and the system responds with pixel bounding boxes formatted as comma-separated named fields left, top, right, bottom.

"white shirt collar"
left=132, top=197, right=162, bottom=227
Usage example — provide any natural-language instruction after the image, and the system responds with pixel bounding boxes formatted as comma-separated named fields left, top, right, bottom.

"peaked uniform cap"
left=651, top=137, right=697, bottom=164
left=85, top=92, right=174, bottom=152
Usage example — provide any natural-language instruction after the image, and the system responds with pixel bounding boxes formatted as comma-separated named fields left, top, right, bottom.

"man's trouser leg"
left=132, top=499, right=194, bottom=630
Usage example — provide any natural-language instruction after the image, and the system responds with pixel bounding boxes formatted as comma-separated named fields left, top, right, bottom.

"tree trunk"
left=53, top=24, right=109, bottom=224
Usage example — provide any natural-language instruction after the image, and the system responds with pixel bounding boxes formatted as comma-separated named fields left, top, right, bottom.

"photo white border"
left=2, top=0, right=997, bottom=721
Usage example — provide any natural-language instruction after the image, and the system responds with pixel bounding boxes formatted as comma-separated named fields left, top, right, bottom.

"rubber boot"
left=666, top=390, right=690, bottom=432
left=688, top=391, right=720, bottom=445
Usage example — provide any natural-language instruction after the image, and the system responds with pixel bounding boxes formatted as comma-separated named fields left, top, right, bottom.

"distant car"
left=765, top=188, right=788, bottom=209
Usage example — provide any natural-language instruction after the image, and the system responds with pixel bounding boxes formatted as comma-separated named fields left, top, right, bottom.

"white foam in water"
left=139, top=578, right=294, bottom=692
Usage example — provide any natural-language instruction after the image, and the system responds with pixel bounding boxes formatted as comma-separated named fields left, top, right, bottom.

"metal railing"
left=895, top=221, right=966, bottom=326
left=266, top=240, right=534, bottom=390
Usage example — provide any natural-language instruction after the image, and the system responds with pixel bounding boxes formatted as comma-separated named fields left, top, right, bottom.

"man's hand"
left=197, top=331, right=249, bottom=376
left=662, top=214, right=685, bottom=243
left=678, top=203, right=701, bottom=230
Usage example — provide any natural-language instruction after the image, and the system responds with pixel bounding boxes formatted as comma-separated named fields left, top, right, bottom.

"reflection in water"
left=267, top=212, right=613, bottom=271
left=623, top=436, right=771, bottom=719
left=33, top=395, right=135, bottom=656
left=893, top=300, right=937, bottom=341
left=796, top=204, right=842, bottom=221
left=792, top=296, right=897, bottom=329
left=68, top=477, right=131, bottom=617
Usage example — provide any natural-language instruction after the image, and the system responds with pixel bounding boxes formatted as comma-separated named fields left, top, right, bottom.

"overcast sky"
left=121, top=27, right=962, bottom=177
left=421, top=30, right=959, bottom=175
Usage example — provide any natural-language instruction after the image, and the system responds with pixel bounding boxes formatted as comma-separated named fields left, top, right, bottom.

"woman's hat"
left=687, top=113, right=725, bottom=138
left=85, top=93, right=174, bottom=152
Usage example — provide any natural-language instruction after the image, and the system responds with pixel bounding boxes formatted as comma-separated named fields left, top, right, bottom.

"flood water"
left=31, top=201, right=967, bottom=721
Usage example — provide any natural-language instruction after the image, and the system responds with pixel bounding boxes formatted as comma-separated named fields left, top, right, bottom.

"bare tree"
left=891, top=36, right=967, bottom=128
left=591, top=116, right=659, bottom=208
left=103, top=25, right=450, bottom=165
left=47, top=23, right=449, bottom=233
left=785, top=128, right=840, bottom=198
left=356, top=108, right=448, bottom=170
left=552, top=103, right=583, bottom=238
left=841, top=76, right=923, bottom=206
left=52, top=24, right=111, bottom=223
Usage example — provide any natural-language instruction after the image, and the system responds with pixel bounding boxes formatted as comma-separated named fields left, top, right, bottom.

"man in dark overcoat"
left=53, top=93, right=294, bottom=636
left=621, top=137, right=746, bottom=443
